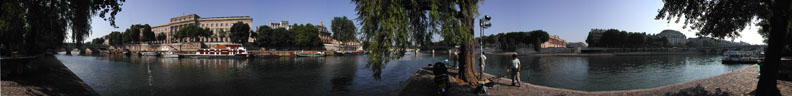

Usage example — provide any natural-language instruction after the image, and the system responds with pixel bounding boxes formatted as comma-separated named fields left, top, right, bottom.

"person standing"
left=479, top=54, right=487, bottom=81
left=511, top=54, right=521, bottom=87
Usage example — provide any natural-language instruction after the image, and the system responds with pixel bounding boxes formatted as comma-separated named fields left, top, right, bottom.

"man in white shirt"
left=511, top=54, right=521, bottom=87
left=479, top=54, right=487, bottom=81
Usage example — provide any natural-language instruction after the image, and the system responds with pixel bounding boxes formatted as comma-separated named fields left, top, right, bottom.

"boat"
left=180, top=44, right=249, bottom=58
left=162, top=51, right=180, bottom=58
left=296, top=51, right=325, bottom=57
left=721, top=51, right=763, bottom=64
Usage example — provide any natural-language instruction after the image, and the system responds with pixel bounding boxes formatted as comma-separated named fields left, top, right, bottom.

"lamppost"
left=479, top=15, right=491, bottom=81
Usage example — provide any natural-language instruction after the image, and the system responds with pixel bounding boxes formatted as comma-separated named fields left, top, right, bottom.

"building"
left=270, top=21, right=291, bottom=30
left=152, top=14, right=253, bottom=43
left=541, top=35, right=567, bottom=48
left=317, top=21, right=333, bottom=44
left=657, top=30, right=688, bottom=45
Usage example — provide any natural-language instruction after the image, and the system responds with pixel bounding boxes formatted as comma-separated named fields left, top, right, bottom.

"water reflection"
left=57, top=54, right=432, bottom=96
left=56, top=53, right=748, bottom=95
left=482, top=55, right=749, bottom=91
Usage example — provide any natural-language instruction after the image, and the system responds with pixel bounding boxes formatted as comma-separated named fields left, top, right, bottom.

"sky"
left=87, top=0, right=765, bottom=45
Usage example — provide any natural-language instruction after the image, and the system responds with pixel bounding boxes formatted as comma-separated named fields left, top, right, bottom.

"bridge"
left=60, top=43, right=110, bottom=54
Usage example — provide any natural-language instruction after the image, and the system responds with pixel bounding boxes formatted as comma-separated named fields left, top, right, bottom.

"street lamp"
left=479, top=15, right=491, bottom=81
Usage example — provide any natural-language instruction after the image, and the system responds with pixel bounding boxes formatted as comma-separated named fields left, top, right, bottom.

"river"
left=55, top=53, right=748, bottom=95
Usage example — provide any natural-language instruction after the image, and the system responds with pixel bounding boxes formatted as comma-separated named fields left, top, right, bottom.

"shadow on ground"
left=664, top=84, right=731, bottom=96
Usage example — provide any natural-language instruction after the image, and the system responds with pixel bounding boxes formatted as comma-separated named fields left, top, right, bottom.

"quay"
left=396, top=65, right=792, bottom=96
left=1, top=55, right=98, bottom=96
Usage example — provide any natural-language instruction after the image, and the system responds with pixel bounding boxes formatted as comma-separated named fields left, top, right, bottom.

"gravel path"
left=397, top=65, right=792, bottom=96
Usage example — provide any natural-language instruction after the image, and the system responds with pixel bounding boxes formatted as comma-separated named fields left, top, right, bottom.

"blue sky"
left=88, top=0, right=764, bottom=44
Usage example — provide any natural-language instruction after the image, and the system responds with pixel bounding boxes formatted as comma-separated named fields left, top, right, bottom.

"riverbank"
left=396, top=65, right=792, bottom=96
left=1, top=55, right=98, bottom=96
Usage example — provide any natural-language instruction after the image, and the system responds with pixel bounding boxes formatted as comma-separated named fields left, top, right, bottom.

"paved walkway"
left=397, top=65, right=792, bottom=96
left=2, top=55, right=98, bottom=96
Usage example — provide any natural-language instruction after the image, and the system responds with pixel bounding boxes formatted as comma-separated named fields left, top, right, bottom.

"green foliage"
left=256, top=26, right=296, bottom=48
left=156, top=33, right=167, bottom=41
left=586, top=29, right=669, bottom=48
left=174, top=24, right=212, bottom=42
left=0, top=0, right=123, bottom=55
left=656, top=0, right=790, bottom=94
left=141, top=24, right=155, bottom=42
left=480, top=30, right=549, bottom=51
left=109, top=31, right=123, bottom=46
left=229, top=22, right=250, bottom=43
left=331, top=16, right=358, bottom=42
left=353, top=0, right=481, bottom=80
left=91, top=38, right=104, bottom=44
left=293, top=24, right=323, bottom=48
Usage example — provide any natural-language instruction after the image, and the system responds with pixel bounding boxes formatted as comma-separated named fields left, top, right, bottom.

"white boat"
left=722, top=51, right=762, bottom=64
left=162, top=51, right=180, bottom=58
left=296, top=51, right=325, bottom=57
left=181, top=44, right=249, bottom=58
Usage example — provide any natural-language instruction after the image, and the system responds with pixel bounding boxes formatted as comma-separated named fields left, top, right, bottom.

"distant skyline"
left=87, top=0, right=765, bottom=44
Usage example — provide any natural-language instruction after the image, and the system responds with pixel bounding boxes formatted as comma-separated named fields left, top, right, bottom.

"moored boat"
left=181, top=44, right=249, bottom=58
left=721, top=51, right=763, bottom=64
left=296, top=51, right=325, bottom=57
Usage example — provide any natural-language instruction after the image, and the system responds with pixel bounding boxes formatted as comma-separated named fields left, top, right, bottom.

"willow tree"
left=0, top=0, right=124, bottom=55
left=353, top=0, right=482, bottom=82
left=656, top=0, right=788, bottom=95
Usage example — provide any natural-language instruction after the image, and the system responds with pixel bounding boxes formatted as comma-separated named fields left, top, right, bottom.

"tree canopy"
left=656, top=0, right=789, bottom=95
left=353, top=0, right=482, bottom=81
left=480, top=30, right=550, bottom=51
left=141, top=24, right=155, bottom=42
left=174, top=24, right=212, bottom=42
left=229, top=22, right=251, bottom=43
left=331, top=16, right=358, bottom=42
left=0, top=0, right=124, bottom=55
left=585, top=29, right=670, bottom=48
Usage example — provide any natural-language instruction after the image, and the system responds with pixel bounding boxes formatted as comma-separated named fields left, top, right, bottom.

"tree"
left=92, top=38, right=104, bottom=45
left=229, top=22, right=250, bottom=43
left=354, top=0, right=482, bottom=82
left=141, top=24, right=155, bottom=42
left=255, top=25, right=274, bottom=46
left=156, top=32, right=166, bottom=42
left=293, top=24, right=323, bottom=48
left=174, top=24, right=212, bottom=42
left=656, top=0, right=788, bottom=95
left=331, top=16, right=358, bottom=42
left=0, top=0, right=123, bottom=55
left=109, top=31, right=123, bottom=46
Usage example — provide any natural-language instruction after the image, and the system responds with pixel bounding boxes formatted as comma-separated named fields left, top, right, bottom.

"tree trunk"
left=756, top=0, right=788, bottom=95
left=458, top=2, right=480, bottom=84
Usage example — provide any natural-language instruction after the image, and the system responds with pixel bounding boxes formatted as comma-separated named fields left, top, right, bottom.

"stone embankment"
left=1, top=55, right=98, bottom=96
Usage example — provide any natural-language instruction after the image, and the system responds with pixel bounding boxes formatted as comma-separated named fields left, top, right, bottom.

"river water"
left=55, top=53, right=748, bottom=95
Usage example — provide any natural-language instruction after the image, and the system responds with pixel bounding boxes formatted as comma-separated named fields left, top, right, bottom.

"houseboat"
left=181, top=44, right=249, bottom=58
left=722, top=51, right=763, bottom=64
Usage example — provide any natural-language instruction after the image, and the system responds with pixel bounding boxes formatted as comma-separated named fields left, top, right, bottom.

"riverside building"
left=152, top=14, right=254, bottom=43
left=541, top=35, right=567, bottom=48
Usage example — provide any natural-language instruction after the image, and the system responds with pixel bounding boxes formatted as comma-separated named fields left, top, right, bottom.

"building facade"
left=152, top=14, right=253, bottom=43
left=541, top=35, right=567, bottom=48
left=658, top=30, right=687, bottom=45
left=269, top=21, right=291, bottom=30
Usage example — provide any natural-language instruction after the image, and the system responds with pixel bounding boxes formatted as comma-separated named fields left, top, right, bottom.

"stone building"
left=317, top=21, right=333, bottom=44
left=269, top=21, right=291, bottom=30
left=152, top=14, right=254, bottom=43
left=657, top=30, right=688, bottom=45
left=541, top=35, right=567, bottom=48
